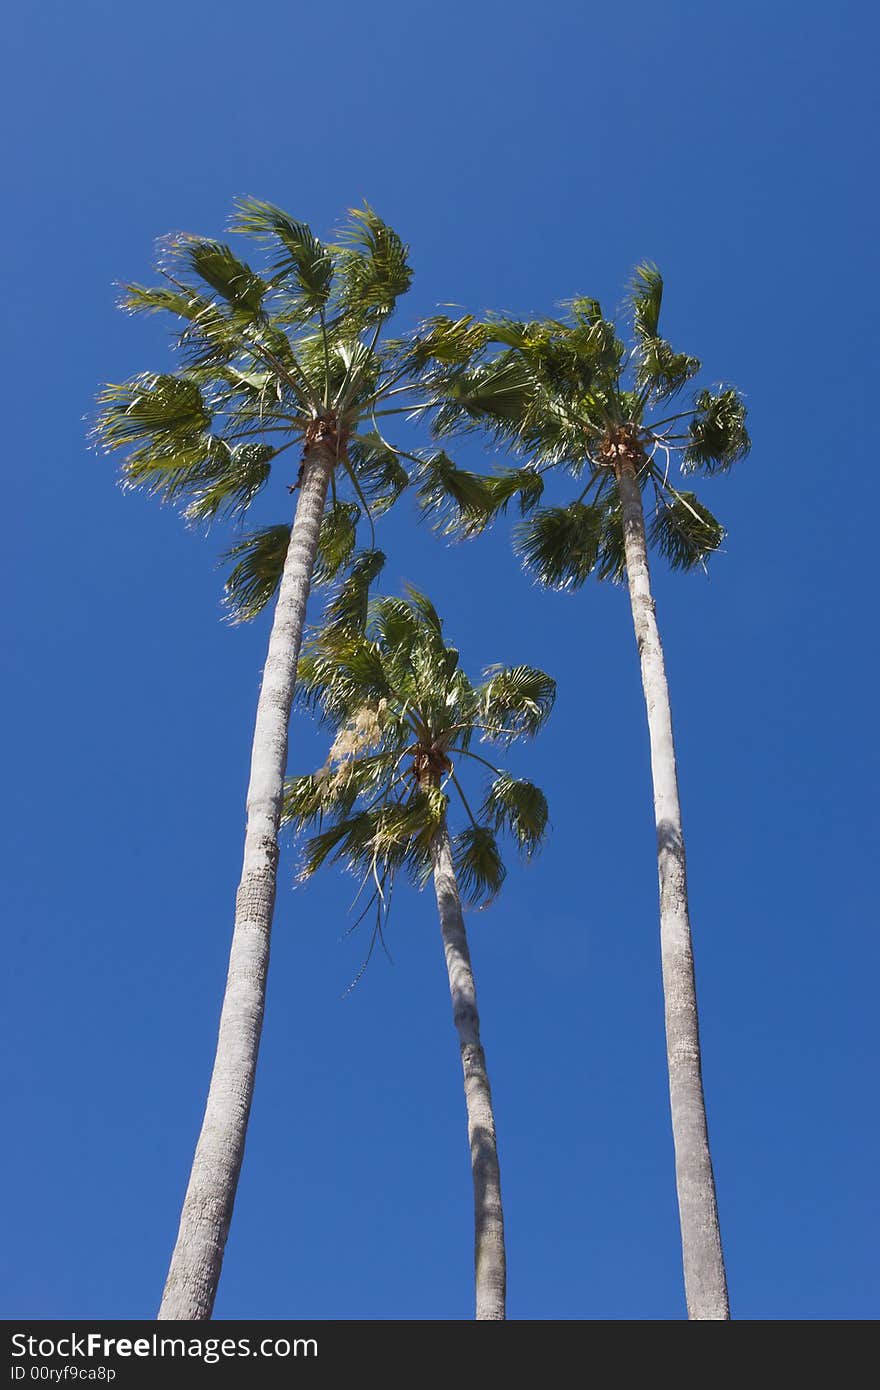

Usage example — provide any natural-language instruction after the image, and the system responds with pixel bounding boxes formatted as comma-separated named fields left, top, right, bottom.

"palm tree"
left=412, top=268, right=750, bottom=1319
left=282, top=588, right=555, bottom=1319
left=95, top=200, right=459, bottom=1319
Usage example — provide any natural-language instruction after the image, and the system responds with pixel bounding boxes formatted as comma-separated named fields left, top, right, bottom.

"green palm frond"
left=181, top=441, right=274, bottom=524
left=488, top=315, right=622, bottom=403
left=95, top=374, right=271, bottom=518
left=649, top=489, right=725, bottom=570
left=96, top=374, right=211, bottom=452
left=407, top=314, right=488, bottom=369
left=430, top=357, right=533, bottom=439
left=630, top=262, right=664, bottom=340
left=481, top=775, right=548, bottom=856
left=323, top=550, right=386, bottom=633
left=636, top=339, right=701, bottom=401
left=178, top=239, right=267, bottom=318
left=415, top=451, right=494, bottom=534
left=596, top=501, right=627, bottom=582
left=513, top=503, right=603, bottom=590
left=300, top=790, right=443, bottom=881
left=118, top=282, right=215, bottom=323
left=483, top=466, right=545, bottom=518
left=346, top=433, right=409, bottom=514
left=629, top=265, right=701, bottom=400
left=477, top=665, right=556, bottom=741
left=282, top=768, right=360, bottom=829
left=452, top=825, right=505, bottom=905
left=400, top=585, right=443, bottom=635
left=222, top=524, right=290, bottom=622
left=366, top=593, right=437, bottom=700
left=337, top=204, right=412, bottom=320
left=296, top=629, right=392, bottom=721
left=230, top=198, right=333, bottom=311
left=683, top=388, right=750, bottom=473
left=314, top=501, right=360, bottom=582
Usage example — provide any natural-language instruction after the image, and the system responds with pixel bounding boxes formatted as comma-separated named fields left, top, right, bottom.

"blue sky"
left=2, top=0, right=877, bottom=1321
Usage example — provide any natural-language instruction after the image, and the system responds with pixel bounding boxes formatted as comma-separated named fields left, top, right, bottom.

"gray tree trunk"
left=431, top=821, right=506, bottom=1320
left=158, top=444, right=334, bottom=1320
left=615, top=458, right=730, bottom=1321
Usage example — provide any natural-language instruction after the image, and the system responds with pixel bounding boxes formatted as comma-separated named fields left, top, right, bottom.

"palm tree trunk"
left=158, top=443, right=334, bottom=1320
left=615, top=458, right=729, bottom=1321
left=431, top=820, right=506, bottom=1320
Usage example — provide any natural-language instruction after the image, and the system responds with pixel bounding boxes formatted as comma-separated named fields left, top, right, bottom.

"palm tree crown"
left=94, top=199, right=447, bottom=618
left=283, top=589, right=555, bottom=925
left=410, top=263, right=750, bottom=580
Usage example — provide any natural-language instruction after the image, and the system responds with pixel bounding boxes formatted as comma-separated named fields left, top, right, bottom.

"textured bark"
left=615, top=458, right=730, bottom=1321
left=431, top=821, right=506, bottom=1320
left=158, top=444, right=334, bottom=1320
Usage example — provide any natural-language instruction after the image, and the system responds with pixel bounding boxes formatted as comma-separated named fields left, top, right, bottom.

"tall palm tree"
left=95, top=200, right=458, bottom=1319
left=282, top=588, right=555, bottom=1319
left=412, top=268, right=750, bottom=1319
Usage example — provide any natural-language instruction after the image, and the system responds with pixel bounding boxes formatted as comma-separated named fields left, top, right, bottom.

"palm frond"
left=222, top=524, right=290, bottom=622
left=118, top=282, right=214, bottom=323
left=337, top=205, right=412, bottom=320
left=683, top=388, right=750, bottom=473
left=557, top=296, right=604, bottom=328
left=230, top=198, right=333, bottom=311
left=301, top=790, right=442, bottom=881
left=367, top=595, right=431, bottom=686
left=314, top=501, right=360, bottom=583
left=162, top=237, right=267, bottom=318
left=452, top=825, right=505, bottom=905
left=407, top=314, right=488, bottom=369
left=95, top=374, right=270, bottom=516
left=346, top=433, right=409, bottom=514
left=477, top=665, right=556, bottom=742
left=513, top=502, right=603, bottom=590
left=182, top=441, right=274, bottom=524
left=630, top=262, right=664, bottom=339
left=481, top=774, right=548, bottom=856
left=415, top=451, right=493, bottom=534
left=96, top=373, right=211, bottom=452
left=323, top=550, right=386, bottom=633
left=281, top=768, right=361, bottom=829
left=596, top=501, right=627, bottom=582
left=296, top=630, right=392, bottom=720
left=483, top=465, right=545, bottom=517
left=649, top=489, right=725, bottom=570
left=430, top=357, right=533, bottom=439
left=637, top=339, right=701, bottom=401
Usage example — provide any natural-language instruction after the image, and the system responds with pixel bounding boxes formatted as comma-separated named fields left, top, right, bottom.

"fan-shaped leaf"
left=407, top=315, right=488, bottom=368
left=452, top=825, right=506, bottom=905
left=222, top=525, right=290, bottom=622
left=481, top=775, right=548, bottom=856
left=513, top=503, right=603, bottom=590
left=636, top=338, right=701, bottom=401
left=649, top=490, right=724, bottom=570
left=416, top=451, right=493, bottom=534
left=231, top=198, right=333, bottom=310
left=347, top=433, right=409, bottom=514
left=323, top=550, right=386, bottom=633
left=478, top=665, right=556, bottom=741
left=96, top=373, right=211, bottom=452
left=630, top=262, right=664, bottom=340
left=683, top=389, right=750, bottom=473
left=338, top=205, right=412, bottom=319
left=314, top=502, right=360, bottom=583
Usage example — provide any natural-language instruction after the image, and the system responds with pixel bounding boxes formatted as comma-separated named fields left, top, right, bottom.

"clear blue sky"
left=3, top=0, right=877, bottom=1321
